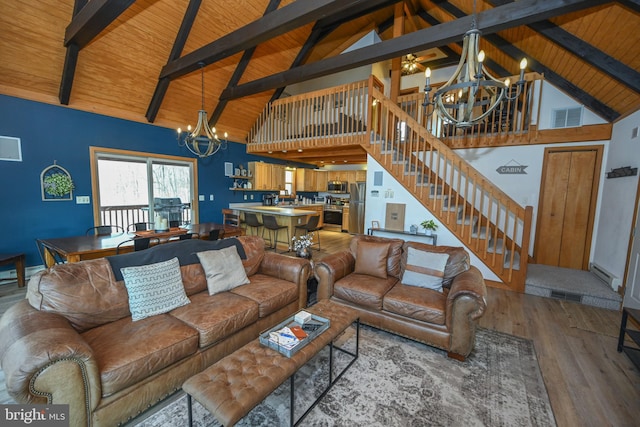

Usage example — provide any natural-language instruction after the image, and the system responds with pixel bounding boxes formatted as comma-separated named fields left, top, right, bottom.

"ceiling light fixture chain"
left=422, top=0, right=527, bottom=129
left=176, top=62, right=228, bottom=157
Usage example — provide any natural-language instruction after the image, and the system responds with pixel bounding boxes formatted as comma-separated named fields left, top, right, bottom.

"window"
left=282, top=168, right=294, bottom=196
left=90, top=147, right=198, bottom=230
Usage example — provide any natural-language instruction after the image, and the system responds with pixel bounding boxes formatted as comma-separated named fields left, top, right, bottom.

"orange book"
left=290, top=326, right=308, bottom=340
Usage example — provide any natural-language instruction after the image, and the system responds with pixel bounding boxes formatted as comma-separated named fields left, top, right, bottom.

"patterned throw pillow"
left=196, top=245, right=250, bottom=296
left=401, top=247, right=450, bottom=292
left=121, top=257, right=191, bottom=321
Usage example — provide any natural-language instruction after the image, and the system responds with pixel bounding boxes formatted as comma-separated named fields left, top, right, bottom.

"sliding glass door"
left=90, top=147, right=198, bottom=231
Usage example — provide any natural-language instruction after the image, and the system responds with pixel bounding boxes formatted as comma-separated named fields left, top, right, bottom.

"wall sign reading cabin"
left=496, top=160, right=528, bottom=175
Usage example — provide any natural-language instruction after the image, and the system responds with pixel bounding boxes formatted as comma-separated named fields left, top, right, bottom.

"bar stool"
left=261, top=214, right=289, bottom=252
left=244, top=212, right=263, bottom=236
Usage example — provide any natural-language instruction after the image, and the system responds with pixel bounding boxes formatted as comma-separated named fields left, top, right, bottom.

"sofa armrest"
left=445, top=266, right=487, bottom=357
left=314, top=251, right=355, bottom=301
left=0, top=300, right=101, bottom=425
left=258, top=252, right=311, bottom=309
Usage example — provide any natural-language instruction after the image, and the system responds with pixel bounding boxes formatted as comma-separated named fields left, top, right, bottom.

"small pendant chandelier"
left=177, top=63, right=227, bottom=157
left=422, top=0, right=527, bottom=129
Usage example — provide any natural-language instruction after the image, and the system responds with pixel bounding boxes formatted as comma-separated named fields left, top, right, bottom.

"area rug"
left=129, top=327, right=556, bottom=427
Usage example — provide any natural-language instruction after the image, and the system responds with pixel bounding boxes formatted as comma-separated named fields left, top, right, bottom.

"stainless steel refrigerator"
left=349, top=182, right=366, bottom=234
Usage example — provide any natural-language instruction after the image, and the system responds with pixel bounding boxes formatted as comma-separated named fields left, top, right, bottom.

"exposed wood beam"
left=210, top=0, right=282, bottom=125
left=59, top=0, right=87, bottom=105
left=617, top=0, right=640, bottom=13
left=489, top=0, right=640, bottom=94
left=146, top=0, right=202, bottom=123
left=64, top=0, right=136, bottom=48
left=221, top=0, right=608, bottom=101
left=390, top=2, right=405, bottom=102
left=435, top=0, right=619, bottom=121
left=239, top=0, right=398, bottom=103
left=416, top=7, right=509, bottom=77
left=159, top=0, right=396, bottom=81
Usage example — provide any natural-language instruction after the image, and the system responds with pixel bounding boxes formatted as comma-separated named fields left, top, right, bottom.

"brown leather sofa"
left=314, top=234, right=487, bottom=360
left=0, top=236, right=310, bottom=427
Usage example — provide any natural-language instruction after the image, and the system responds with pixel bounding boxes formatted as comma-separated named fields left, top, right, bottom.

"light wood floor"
left=1, top=230, right=639, bottom=426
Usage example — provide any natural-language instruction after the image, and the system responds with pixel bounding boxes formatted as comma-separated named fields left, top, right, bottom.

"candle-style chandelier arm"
left=176, top=62, right=228, bottom=158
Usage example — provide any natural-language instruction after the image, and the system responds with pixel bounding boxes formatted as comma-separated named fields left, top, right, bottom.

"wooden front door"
left=534, top=146, right=603, bottom=269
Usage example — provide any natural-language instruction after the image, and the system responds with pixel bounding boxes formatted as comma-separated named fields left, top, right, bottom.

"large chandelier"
left=422, top=0, right=527, bottom=129
left=177, top=63, right=227, bottom=157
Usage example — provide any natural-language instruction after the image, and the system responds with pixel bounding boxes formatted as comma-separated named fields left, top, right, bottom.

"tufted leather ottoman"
left=183, top=300, right=359, bottom=426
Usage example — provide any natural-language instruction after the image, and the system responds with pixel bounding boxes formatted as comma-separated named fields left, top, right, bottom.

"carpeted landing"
left=525, top=264, right=622, bottom=310
left=128, top=326, right=556, bottom=427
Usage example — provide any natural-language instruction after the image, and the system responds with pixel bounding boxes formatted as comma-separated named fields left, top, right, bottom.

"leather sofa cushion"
left=81, top=313, right=199, bottom=397
left=354, top=240, right=390, bottom=279
left=383, top=283, right=447, bottom=325
left=240, top=235, right=265, bottom=276
left=170, top=292, right=259, bottom=348
left=350, top=235, right=404, bottom=279
left=400, top=241, right=470, bottom=287
left=27, top=258, right=130, bottom=332
left=334, top=273, right=398, bottom=310
left=231, top=273, right=298, bottom=318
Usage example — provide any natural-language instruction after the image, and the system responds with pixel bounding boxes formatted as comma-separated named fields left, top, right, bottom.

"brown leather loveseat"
left=314, top=234, right=486, bottom=360
left=0, top=236, right=310, bottom=426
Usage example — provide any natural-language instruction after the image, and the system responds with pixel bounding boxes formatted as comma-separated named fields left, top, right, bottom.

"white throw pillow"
left=197, top=245, right=250, bottom=296
left=121, top=257, right=190, bottom=321
left=401, top=247, right=450, bottom=292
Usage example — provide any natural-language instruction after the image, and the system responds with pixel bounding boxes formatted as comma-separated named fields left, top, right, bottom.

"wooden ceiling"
left=1, top=0, right=638, bottom=166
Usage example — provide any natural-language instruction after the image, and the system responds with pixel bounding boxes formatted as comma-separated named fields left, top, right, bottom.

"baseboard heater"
left=589, top=262, right=621, bottom=289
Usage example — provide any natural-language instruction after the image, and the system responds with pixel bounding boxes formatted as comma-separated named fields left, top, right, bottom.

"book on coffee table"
left=260, top=311, right=330, bottom=357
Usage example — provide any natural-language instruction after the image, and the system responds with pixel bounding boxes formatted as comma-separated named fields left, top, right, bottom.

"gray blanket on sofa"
left=106, top=238, right=246, bottom=281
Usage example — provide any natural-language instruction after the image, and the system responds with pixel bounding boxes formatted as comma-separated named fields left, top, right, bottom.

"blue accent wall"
left=0, top=94, right=311, bottom=269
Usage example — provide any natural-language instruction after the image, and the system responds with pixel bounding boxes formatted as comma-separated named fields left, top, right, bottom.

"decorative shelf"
left=367, top=228, right=437, bottom=246
left=229, top=175, right=253, bottom=180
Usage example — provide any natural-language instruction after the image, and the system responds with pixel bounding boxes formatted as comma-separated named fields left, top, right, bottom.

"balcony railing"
left=99, top=204, right=192, bottom=230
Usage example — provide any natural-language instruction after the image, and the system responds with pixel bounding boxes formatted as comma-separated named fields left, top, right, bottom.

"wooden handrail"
left=366, top=83, right=532, bottom=289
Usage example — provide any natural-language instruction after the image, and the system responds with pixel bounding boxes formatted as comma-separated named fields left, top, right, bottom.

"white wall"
left=592, top=109, right=640, bottom=283
left=364, top=156, right=501, bottom=282
left=536, top=81, right=607, bottom=129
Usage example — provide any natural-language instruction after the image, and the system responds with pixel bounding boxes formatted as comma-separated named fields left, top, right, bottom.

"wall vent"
left=589, top=262, right=621, bottom=289
left=0, top=136, right=22, bottom=161
left=551, top=107, right=582, bottom=128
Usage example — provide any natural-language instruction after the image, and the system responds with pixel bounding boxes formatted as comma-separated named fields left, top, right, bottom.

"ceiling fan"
left=401, top=52, right=437, bottom=75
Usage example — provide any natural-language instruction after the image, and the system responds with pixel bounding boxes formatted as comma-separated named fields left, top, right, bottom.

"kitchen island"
left=233, top=205, right=321, bottom=246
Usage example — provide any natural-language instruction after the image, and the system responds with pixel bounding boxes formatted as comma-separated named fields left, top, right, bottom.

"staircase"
left=248, top=76, right=535, bottom=292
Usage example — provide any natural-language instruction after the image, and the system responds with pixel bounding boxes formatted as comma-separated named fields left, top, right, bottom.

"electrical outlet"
left=76, top=196, right=90, bottom=204
left=244, top=194, right=248, bottom=200
left=198, top=195, right=204, bottom=201
left=250, top=194, right=254, bottom=200
left=209, top=194, right=214, bottom=201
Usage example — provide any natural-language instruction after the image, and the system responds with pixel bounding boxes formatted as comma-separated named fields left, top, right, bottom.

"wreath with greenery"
left=43, top=172, right=75, bottom=197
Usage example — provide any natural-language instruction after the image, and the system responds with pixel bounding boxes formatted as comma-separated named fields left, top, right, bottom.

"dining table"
left=38, top=223, right=244, bottom=267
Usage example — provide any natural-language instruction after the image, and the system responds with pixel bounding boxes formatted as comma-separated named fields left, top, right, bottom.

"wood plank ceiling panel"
left=70, top=0, right=189, bottom=124
left=0, top=0, right=74, bottom=103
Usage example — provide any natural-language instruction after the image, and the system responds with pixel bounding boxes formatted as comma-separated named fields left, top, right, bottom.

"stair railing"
left=367, top=85, right=533, bottom=291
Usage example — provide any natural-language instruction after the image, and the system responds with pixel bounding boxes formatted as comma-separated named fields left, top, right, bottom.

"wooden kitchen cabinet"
left=249, top=162, right=286, bottom=191
left=315, top=170, right=328, bottom=192
left=355, top=170, right=366, bottom=182
left=296, top=168, right=315, bottom=192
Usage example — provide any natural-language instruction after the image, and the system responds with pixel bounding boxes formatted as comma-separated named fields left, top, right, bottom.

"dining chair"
left=208, top=229, right=221, bottom=241
left=127, top=222, right=153, bottom=232
left=115, top=237, right=159, bottom=254
left=261, top=214, right=289, bottom=252
left=86, top=225, right=124, bottom=236
left=294, top=215, right=321, bottom=251
left=169, top=220, right=180, bottom=228
left=178, top=233, right=198, bottom=240
left=222, top=209, right=241, bottom=227
left=244, top=212, right=263, bottom=236
left=35, top=239, right=65, bottom=266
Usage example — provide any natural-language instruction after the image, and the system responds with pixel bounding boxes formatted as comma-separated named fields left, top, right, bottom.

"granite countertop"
left=234, top=205, right=318, bottom=217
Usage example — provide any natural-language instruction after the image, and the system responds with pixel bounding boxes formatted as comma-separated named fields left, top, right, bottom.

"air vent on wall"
left=551, top=107, right=582, bottom=129
left=0, top=136, right=22, bottom=161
